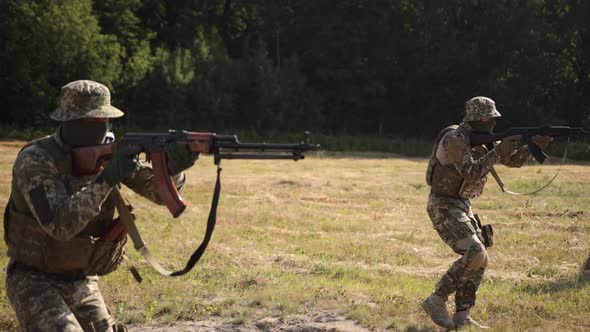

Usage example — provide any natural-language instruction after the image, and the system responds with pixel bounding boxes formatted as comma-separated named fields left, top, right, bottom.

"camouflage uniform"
left=4, top=80, right=186, bottom=331
left=425, top=97, right=531, bottom=319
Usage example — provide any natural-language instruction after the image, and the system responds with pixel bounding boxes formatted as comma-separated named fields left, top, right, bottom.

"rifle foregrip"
left=151, top=151, right=187, bottom=218
left=186, top=132, right=216, bottom=153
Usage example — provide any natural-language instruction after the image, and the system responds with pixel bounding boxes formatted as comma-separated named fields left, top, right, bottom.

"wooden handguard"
left=151, top=151, right=187, bottom=218
left=186, top=132, right=215, bottom=153
left=71, top=143, right=117, bottom=176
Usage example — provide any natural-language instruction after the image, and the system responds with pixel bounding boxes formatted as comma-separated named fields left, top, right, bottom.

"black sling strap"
left=171, top=166, right=222, bottom=276
left=114, top=166, right=222, bottom=278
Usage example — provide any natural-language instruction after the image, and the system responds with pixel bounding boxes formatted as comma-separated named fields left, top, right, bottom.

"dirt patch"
left=510, top=209, right=584, bottom=219
left=127, top=312, right=371, bottom=332
left=544, top=210, right=584, bottom=218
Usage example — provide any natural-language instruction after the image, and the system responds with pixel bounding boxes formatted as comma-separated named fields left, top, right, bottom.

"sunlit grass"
left=0, top=142, right=589, bottom=331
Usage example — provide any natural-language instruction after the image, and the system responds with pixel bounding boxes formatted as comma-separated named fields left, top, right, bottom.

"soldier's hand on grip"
left=531, top=135, right=553, bottom=150
left=100, top=146, right=138, bottom=186
left=494, top=135, right=521, bottom=157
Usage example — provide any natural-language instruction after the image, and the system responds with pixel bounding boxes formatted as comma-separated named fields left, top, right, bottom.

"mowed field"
left=0, top=141, right=589, bottom=331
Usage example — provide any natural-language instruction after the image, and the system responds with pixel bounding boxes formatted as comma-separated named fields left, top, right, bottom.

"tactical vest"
left=3, top=136, right=127, bottom=277
left=426, top=125, right=487, bottom=198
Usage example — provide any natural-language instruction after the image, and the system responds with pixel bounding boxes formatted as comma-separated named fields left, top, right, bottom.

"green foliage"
left=2, top=0, right=590, bottom=143
left=0, top=0, right=123, bottom=126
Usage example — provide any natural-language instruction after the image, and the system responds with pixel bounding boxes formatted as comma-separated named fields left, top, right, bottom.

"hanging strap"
left=112, top=166, right=222, bottom=277
left=171, top=166, right=222, bottom=276
left=490, top=142, right=568, bottom=196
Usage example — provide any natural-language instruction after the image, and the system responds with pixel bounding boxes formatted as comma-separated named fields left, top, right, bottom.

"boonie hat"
left=50, top=80, right=124, bottom=121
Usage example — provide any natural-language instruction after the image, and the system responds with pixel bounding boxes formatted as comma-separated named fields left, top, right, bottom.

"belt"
left=10, top=261, right=87, bottom=281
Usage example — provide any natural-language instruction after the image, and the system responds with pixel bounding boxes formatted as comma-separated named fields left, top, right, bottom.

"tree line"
left=1, top=0, right=589, bottom=138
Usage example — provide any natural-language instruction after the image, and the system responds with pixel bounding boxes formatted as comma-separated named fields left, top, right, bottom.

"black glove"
left=100, top=146, right=137, bottom=186
left=165, top=144, right=199, bottom=175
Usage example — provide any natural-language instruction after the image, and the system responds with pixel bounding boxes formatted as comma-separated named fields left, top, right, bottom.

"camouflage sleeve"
left=499, top=146, right=531, bottom=168
left=442, top=131, right=501, bottom=181
left=122, top=160, right=186, bottom=205
left=13, top=147, right=112, bottom=241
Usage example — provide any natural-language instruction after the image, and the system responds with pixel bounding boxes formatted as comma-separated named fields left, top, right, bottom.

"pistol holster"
left=474, top=214, right=494, bottom=248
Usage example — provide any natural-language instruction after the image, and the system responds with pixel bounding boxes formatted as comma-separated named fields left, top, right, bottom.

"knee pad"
left=465, top=243, right=488, bottom=272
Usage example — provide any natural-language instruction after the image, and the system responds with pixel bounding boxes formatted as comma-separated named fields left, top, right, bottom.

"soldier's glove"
left=494, top=135, right=521, bottom=157
left=165, top=144, right=199, bottom=176
left=531, top=135, right=553, bottom=150
left=100, top=146, right=138, bottom=186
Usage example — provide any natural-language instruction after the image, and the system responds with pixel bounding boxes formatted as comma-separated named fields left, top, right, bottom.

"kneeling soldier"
left=4, top=80, right=197, bottom=331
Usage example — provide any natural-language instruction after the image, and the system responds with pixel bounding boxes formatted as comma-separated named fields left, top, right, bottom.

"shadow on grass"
left=517, top=273, right=590, bottom=294
left=403, top=325, right=438, bottom=332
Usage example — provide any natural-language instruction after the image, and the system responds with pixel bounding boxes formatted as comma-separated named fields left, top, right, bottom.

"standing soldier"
left=422, top=96, right=552, bottom=329
left=3, top=80, right=198, bottom=331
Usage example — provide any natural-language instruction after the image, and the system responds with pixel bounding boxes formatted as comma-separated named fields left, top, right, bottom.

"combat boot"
left=421, top=292, right=455, bottom=329
left=453, top=310, right=490, bottom=329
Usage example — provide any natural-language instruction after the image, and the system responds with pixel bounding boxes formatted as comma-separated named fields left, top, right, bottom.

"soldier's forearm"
left=33, top=181, right=113, bottom=241
left=501, top=146, right=531, bottom=168
left=456, top=150, right=500, bottom=181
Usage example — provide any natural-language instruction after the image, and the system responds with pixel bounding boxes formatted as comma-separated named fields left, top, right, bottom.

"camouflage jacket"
left=428, top=122, right=530, bottom=198
left=9, top=130, right=186, bottom=241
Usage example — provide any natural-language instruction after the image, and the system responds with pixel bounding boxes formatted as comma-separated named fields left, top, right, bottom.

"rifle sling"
left=489, top=167, right=507, bottom=192
left=171, top=166, right=222, bottom=276
left=489, top=141, right=568, bottom=196
left=489, top=167, right=526, bottom=195
left=112, top=166, right=222, bottom=278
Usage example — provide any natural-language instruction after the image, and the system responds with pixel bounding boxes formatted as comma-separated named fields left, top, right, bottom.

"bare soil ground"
left=128, top=312, right=373, bottom=332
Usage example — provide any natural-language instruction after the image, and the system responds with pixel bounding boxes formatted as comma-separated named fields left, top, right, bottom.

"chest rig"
left=426, top=125, right=488, bottom=198
left=4, top=136, right=127, bottom=277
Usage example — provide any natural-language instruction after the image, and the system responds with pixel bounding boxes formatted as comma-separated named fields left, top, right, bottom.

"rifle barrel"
left=218, top=142, right=319, bottom=151
left=217, top=153, right=305, bottom=160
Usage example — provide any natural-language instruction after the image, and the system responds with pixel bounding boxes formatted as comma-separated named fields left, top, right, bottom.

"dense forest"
left=1, top=0, right=589, bottom=138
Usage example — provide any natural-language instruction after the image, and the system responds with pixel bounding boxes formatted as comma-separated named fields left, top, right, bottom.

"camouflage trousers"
left=426, top=193, right=489, bottom=312
left=5, top=260, right=116, bottom=332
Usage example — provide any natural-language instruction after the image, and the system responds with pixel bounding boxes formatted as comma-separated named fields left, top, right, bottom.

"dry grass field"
left=0, top=141, right=589, bottom=331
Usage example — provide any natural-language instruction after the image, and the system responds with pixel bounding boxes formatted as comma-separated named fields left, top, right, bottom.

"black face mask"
left=60, top=119, right=109, bottom=147
left=469, top=118, right=497, bottom=133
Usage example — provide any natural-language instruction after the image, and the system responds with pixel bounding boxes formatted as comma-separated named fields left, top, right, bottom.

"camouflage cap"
left=50, top=80, right=124, bottom=121
left=464, top=96, right=501, bottom=122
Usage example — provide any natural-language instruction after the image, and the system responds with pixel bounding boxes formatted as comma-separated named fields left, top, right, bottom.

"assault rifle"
left=470, top=126, right=590, bottom=164
left=72, top=130, right=320, bottom=218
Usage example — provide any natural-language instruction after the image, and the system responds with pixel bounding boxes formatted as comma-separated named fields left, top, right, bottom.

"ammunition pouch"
left=481, top=224, right=494, bottom=248
left=473, top=214, right=493, bottom=248
left=458, top=176, right=487, bottom=199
